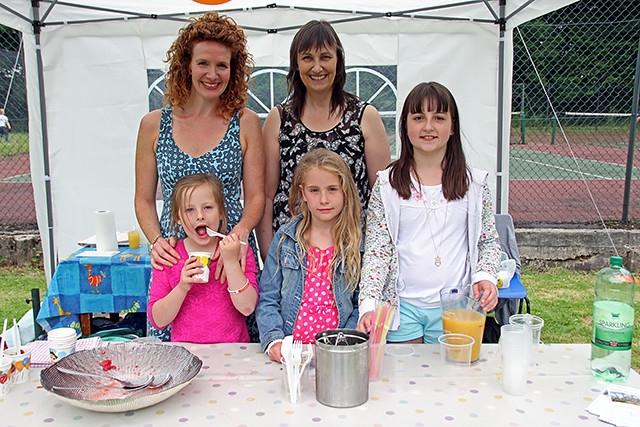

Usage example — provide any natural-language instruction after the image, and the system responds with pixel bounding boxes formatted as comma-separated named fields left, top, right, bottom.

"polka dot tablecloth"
left=1, top=343, right=637, bottom=426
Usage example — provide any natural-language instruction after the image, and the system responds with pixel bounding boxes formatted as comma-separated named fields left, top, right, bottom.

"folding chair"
left=483, top=214, right=530, bottom=343
left=495, top=213, right=530, bottom=317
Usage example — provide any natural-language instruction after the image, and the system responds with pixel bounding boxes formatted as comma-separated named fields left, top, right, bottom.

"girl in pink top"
left=148, top=173, right=258, bottom=343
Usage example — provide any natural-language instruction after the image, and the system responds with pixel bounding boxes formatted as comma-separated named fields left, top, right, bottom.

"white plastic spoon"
left=205, top=227, right=247, bottom=245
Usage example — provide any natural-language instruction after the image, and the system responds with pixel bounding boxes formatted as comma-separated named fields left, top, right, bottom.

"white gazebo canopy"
left=0, top=0, right=577, bottom=279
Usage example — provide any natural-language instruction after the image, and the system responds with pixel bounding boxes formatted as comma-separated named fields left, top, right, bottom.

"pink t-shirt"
left=293, top=246, right=339, bottom=344
left=147, top=240, right=258, bottom=343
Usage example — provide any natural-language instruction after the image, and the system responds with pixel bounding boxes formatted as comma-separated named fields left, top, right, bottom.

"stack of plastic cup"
left=48, top=327, right=78, bottom=363
left=509, top=314, right=544, bottom=368
left=6, top=345, right=32, bottom=384
left=0, top=356, right=11, bottom=395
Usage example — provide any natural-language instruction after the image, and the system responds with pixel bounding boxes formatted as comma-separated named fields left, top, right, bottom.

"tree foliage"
left=513, top=0, right=640, bottom=115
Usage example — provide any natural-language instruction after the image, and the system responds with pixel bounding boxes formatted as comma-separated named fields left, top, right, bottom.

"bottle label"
left=592, top=300, right=634, bottom=351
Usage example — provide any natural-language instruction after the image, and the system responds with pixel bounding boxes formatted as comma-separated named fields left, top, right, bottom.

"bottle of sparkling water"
left=590, top=256, right=636, bottom=382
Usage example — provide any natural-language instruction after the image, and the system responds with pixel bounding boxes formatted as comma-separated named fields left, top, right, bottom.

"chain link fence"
left=0, top=28, right=35, bottom=232
left=1, top=0, right=639, bottom=232
left=509, top=0, right=640, bottom=226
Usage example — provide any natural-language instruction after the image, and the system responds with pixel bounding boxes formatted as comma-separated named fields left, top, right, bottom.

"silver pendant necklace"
left=422, top=192, right=448, bottom=267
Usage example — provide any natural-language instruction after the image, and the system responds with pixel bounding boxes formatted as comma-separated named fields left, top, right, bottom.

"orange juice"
left=127, top=230, right=141, bottom=249
left=442, top=308, right=486, bottom=362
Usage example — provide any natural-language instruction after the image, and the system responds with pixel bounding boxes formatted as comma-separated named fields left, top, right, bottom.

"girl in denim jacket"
left=256, top=149, right=362, bottom=362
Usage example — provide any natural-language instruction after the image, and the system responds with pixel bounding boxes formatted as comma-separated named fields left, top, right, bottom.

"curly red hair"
left=164, top=12, right=253, bottom=118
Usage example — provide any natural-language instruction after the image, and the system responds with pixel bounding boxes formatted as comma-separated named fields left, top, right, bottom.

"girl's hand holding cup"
left=181, top=254, right=210, bottom=288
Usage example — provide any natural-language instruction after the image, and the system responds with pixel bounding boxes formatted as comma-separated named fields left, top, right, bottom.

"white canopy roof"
left=0, top=0, right=577, bottom=278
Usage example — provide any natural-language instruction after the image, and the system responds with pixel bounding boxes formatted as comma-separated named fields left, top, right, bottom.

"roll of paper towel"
left=95, top=210, right=118, bottom=252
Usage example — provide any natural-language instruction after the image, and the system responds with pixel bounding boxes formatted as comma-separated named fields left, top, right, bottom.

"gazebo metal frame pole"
left=31, top=0, right=57, bottom=277
left=495, top=0, right=507, bottom=214
left=622, top=36, right=640, bottom=223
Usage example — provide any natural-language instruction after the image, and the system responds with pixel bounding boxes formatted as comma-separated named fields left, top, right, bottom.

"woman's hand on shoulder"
left=150, top=236, right=180, bottom=270
left=361, top=105, right=391, bottom=186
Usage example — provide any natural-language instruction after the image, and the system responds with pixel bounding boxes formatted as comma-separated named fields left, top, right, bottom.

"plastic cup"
left=128, top=229, right=141, bottom=249
left=438, top=333, right=474, bottom=395
left=369, top=342, right=384, bottom=381
left=0, top=356, right=11, bottom=395
left=189, top=252, right=212, bottom=282
left=6, top=345, right=32, bottom=384
left=500, top=324, right=531, bottom=395
left=440, top=287, right=486, bottom=362
left=48, top=327, right=77, bottom=363
left=509, top=314, right=544, bottom=367
left=280, top=357, right=308, bottom=404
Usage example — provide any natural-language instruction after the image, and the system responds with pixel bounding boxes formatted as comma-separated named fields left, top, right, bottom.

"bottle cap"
left=609, top=256, right=623, bottom=268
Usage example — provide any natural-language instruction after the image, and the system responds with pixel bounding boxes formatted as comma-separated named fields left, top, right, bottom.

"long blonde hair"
left=288, top=149, right=362, bottom=291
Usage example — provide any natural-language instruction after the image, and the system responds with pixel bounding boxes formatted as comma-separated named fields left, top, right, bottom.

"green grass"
left=0, top=265, right=637, bottom=373
left=0, top=133, right=29, bottom=158
left=0, top=266, right=47, bottom=322
left=522, top=266, right=640, bottom=373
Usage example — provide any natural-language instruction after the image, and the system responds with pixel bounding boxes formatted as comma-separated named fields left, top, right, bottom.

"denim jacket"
left=256, top=216, right=360, bottom=352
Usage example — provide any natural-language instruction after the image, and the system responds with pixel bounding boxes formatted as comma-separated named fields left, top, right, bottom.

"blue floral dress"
left=148, top=107, right=259, bottom=342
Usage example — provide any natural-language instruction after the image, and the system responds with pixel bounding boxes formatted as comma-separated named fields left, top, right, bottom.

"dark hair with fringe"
left=163, top=12, right=253, bottom=118
left=286, top=20, right=356, bottom=119
left=390, top=81, right=469, bottom=200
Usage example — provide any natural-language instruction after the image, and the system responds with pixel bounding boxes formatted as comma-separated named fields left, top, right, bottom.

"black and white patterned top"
left=272, top=98, right=370, bottom=231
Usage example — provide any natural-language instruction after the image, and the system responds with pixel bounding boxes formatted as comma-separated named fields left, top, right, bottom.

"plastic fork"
left=205, top=227, right=247, bottom=245
left=291, top=340, right=303, bottom=401
left=298, top=343, right=313, bottom=382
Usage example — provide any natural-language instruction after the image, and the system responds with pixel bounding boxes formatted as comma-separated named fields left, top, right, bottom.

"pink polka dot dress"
left=293, top=246, right=339, bottom=344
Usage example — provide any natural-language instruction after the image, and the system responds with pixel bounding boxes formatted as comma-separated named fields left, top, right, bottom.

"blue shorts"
left=386, top=301, right=443, bottom=344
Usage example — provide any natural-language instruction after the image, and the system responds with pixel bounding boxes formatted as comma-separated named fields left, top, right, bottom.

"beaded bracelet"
left=151, top=234, right=163, bottom=245
left=228, top=278, right=251, bottom=295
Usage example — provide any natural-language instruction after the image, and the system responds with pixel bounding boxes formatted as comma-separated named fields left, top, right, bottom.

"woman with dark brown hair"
left=257, top=20, right=390, bottom=260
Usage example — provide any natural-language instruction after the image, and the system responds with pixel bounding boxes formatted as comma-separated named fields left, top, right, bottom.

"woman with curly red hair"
left=135, top=12, right=264, bottom=341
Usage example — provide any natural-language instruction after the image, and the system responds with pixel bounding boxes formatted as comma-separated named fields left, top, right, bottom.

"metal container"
left=314, top=329, right=369, bottom=408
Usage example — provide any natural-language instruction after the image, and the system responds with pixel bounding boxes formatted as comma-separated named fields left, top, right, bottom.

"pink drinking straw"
left=369, top=304, right=395, bottom=379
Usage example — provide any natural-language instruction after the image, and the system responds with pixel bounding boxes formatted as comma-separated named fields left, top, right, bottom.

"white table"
left=1, top=343, right=638, bottom=426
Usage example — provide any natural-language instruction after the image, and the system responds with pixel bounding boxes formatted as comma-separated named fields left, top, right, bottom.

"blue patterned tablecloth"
left=36, top=246, right=151, bottom=333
